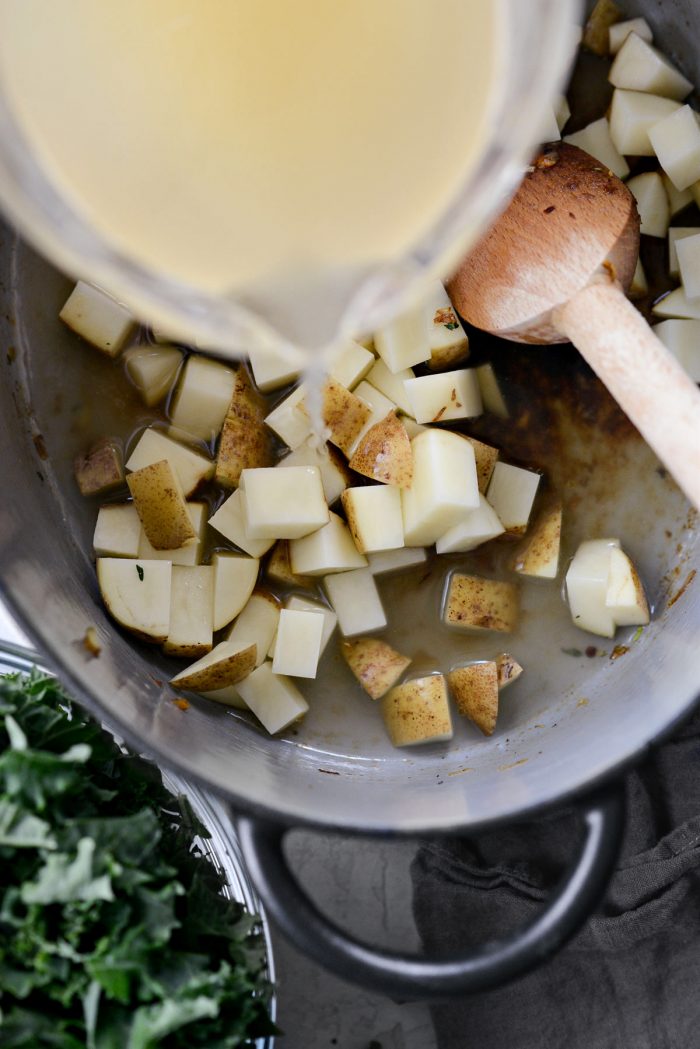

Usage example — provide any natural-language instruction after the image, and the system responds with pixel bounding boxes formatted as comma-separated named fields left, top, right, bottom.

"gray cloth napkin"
left=412, top=707, right=700, bottom=1049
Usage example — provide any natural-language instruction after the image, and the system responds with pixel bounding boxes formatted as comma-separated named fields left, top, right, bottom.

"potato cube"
left=226, top=591, right=281, bottom=667
left=424, top=281, right=470, bottom=371
left=513, top=501, right=562, bottom=579
left=626, top=172, right=670, bottom=238
left=476, top=364, right=508, bottom=419
left=495, top=652, right=524, bottom=691
left=271, top=609, right=325, bottom=678
left=564, top=117, right=629, bottom=180
left=59, top=281, right=134, bottom=356
left=285, top=595, right=337, bottom=654
left=324, top=568, right=387, bottom=637
left=435, top=494, right=505, bottom=555
left=662, top=173, right=693, bottom=216
left=565, top=538, right=620, bottom=637
left=241, top=466, right=328, bottom=540
left=348, top=413, right=413, bottom=488
left=320, top=378, right=373, bottom=456
left=653, top=319, right=700, bottom=380
left=629, top=258, right=648, bottom=299
left=277, top=439, right=351, bottom=505
left=171, top=639, right=256, bottom=691
left=366, top=358, right=415, bottom=415
left=163, top=565, right=214, bottom=658
left=668, top=228, right=698, bottom=279
left=609, top=33, right=692, bottom=101
left=97, top=558, right=172, bottom=642
left=327, top=340, right=375, bottom=390
left=582, top=0, right=622, bottom=56
left=209, top=490, right=275, bottom=558
left=447, top=662, right=499, bottom=736
left=341, top=486, right=404, bottom=554
left=367, top=547, right=428, bottom=576
left=648, top=106, right=700, bottom=192
left=126, top=428, right=214, bottom=497
left=127, top=460, right=195, bottom=550
left=93, top=503, right=142, bottom=558
left=266, top=540, right=312, bottom=589
left=402, top=430, right=479, bottom=546
left=236, top=661, right=309, bottom=735
left=342, top=637, right=411, bottom=700
left=124, top=344, right=183, bottom=406
left=199, top=685, right=248, bottom=710
left=212, top=552, right=259, bottom=631
left=609, top=17, right=653, bottom=55
left=290, top=511, right=367, bottom=576
left=403, top=370, right=482, bottom=425
left=486, top=462, right=541, bottom=536
left=653, top=286, right=700, bottom=320
left=216, top=367, right=274, bottom=488
left=374, top=306, right=431, bottom=373
left=264, top=385, right=312, bottom=449
left=347, top=381, right=398, bottom=455
left=675, top=232, right=700, bottom=299
left=443, top=573, right=519, bottom=633
left=609, top=89, right=680, bottom=156
left=463, top=435, right=499, bottom=493
left=605, top=547, right=650, bottom=626
left=75, top=438, right=124, bottom=497
left=169, top=355, right=236, bottom=442
left=138, top=501, right=207, bottom=565
left=381, top=675, right=453, bottom=747
left=247, top=341, right=303, bottom=393
left=401, top=418, right=429, bottom=440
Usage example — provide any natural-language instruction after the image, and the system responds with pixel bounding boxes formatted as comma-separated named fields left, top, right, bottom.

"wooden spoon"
left=448, top=142, right=700, bottom=510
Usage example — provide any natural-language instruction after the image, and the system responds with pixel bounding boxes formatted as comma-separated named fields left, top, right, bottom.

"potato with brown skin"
left=171, top=639, right=257, bottom=691
left=342, top=637, right=411, bottom=700
left=447, top=662, right=499, bottom=736
left=496, top=652, right=524, bottom=690
left=317, top=377, right=372, bottom=456
left=266, top=540, right=313, bottom=590
left=349, top=412, right=414, bottom=487
left=443, top=573, right=519, bottom=633
left=127, top=459, right=196, bottom=550
left=381, top=675, right=453, bottom=747
left=461, top=435, right=498, bottom=494
left=216, top=367, right=274, bottom=488
left=74, top=438, right=124, bottom=496
left=514, top=501, right=562, bottom=579
left=582, top=0, right=622, bottom=55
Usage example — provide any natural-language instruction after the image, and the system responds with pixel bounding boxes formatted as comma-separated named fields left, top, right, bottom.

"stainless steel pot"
left=0, top=0, right=698, bottom=1000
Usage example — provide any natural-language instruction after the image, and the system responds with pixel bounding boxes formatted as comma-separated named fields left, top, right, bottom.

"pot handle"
left=235, top=782, right=625, bottom=1001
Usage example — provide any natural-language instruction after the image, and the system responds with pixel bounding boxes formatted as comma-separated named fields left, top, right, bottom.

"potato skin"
left=349, top=412, right=413, bottom=487
left=342, top=637, right=411, bottom=699
left=444, top=573, right=519, bottom=633
left=127, top=459, right=196, bottom=550
left=75, top=438, right=124, bottom=496
left=381, top=674, right=453, bottom=747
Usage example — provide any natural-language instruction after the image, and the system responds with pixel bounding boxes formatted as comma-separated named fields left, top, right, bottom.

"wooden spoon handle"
left=554, top=278, right=700, bottom=510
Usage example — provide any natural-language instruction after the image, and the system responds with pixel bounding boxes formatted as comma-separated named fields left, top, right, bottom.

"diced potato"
left=495, top=652, right=524, bottom=691
left=199, top=685, right=248, bottom=710
left=513, top=501, right=562, bottom=579
left=555, top=94, right=571, bottom=133
left=381, top=675, right=453, bottom=747
left=653, top=319, right=700, bottom=379
left=97, top=558, right=171, bottom=642
left=423, top=281, right=470, bottom=371
left=401, top=418, right=430, bottom=440
left=212, top=552, right=259, bottom=631
left=676, top=232, right=700, bottom=299
left=59, top=281, right=135, bottom=356
left=151, top=324, right=184, bottom=345
left=403, top=370, right=482, bottom=425
left=443, top=573, right=519, bottom=634
left=349, top=381, right=400, bottom=455
left=127, top=428, right=214, bottom=497
left=138, top=501, right=207, bottom=565
left=290, top=511, right=367, bottom=576
left=127, top=459, right=195, bottom=550
left=348, top=412, right=413, bottom=487
left=662, top=173, right=693, bottom=217
left=367, top=547, right=428, bottom=576
left=609, top=17, right=653, bottom=55
left=271, top=608, right=325, bottom=678
left=342, top=637, right=411, bottom=700
left=327, top=340, right=375, bottom=390
left=171, top=639, right=256, bottom=691
left=402, top=430, right=479, bottom=546
left=648, top=106, right=700, bottom=192
left=447, top=662, right=499, bottom=736
left=169, top=355, right=237, bottom=442
left=668, top=228, right=699, bottom=279
left=609, top=33, right=692, bottom=101
left=374, top=305, right=431, bottom=373
left=609, top=89, right=680, bottom=156
left=462, top=435, right=499, bottom=494
left=605, top=547, right=650, bottom=626
left=264, top=385, right=312, bottom=449
left=565, top=538, right=621, bottom=637
left=321, top=378, right=373, bottom=456
left=93, top=503, right=142, bottom=558
left=266, top=540, right=312, bottom=589
left=341, top=486, right=404, bottom=554
left=366, top=358, right=415, bottom=415
left=240, top=466, right=328, bottom=540
left=435, top=494, right=505, bottom=555
left=124, top=344, right=183, bottom=406
left=216, top=367, right=274, bottom=488
left=226, top=590, right=281, bottom=667
left=163, top=565, right=214, bottom=658
left=209, top=489, right=275, bottom=558
left=285, top=595, right=337, bottom=654
left=247, top=341, right=303, bottom=393
left=564, top=117, right=630, bottom=180
left=476, top=364, right=509, bottom=419
left=626, top=172, right=670, bottom=238
left=629, top=258, right=649, bottom=299
left=236, top=661, right=309, bottom=735
left=277, top=439, right=351, bottom=506
left=582, top=0, right=622, bottom=56
left=486, top=462, right=541, bottom=536
left=652, top=285, right=700, bottom=320
left=324, top=568, right=387, bottom=637
left=75, top=438, right=124, bottom=497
